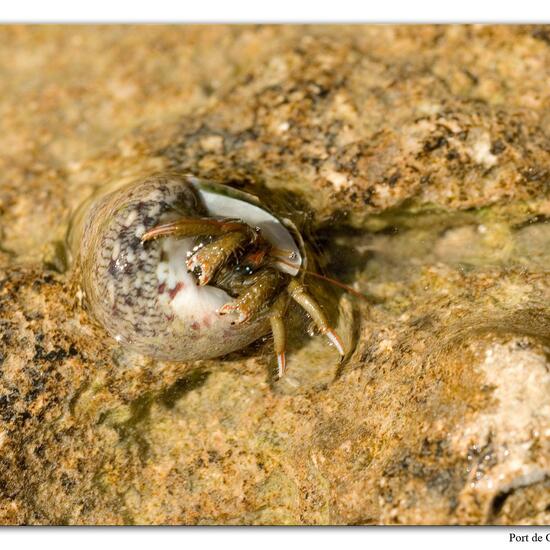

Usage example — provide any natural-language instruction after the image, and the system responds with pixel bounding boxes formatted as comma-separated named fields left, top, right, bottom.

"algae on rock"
left=0, top=25, right=549, bottom=525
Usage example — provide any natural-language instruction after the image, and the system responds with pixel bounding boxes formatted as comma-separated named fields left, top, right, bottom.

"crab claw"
left=218, top=302, right=250, bottom=324
left=186, top=255, right=214, bottom=286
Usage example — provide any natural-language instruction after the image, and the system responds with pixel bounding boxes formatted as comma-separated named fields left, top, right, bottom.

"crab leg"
left=269, top=296, right=287, bottom=378
left=287, top=279, right=345, bottom=356
left=142, top=216, right=261, bottom=285
left=141, top=217, right=253, bottom=243
left=218, top=268, right=284, bottom=324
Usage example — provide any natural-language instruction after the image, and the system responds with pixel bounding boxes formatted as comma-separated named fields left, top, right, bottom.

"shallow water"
left=322, top=206, right=550, bottom=369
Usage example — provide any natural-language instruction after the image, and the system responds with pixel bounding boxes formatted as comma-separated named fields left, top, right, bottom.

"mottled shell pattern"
left=72, top=173, right=305, bottom=362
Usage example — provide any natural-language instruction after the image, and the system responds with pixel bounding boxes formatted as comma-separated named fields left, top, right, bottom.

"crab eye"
left=235, top=264, right=255, bottom=276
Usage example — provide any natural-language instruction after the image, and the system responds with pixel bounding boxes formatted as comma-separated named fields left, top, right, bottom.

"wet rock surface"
left=0, top=25, right=549, bottom=524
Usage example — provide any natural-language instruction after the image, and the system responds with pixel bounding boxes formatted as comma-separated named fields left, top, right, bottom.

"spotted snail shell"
left=71, top=172, right=306, bottom=362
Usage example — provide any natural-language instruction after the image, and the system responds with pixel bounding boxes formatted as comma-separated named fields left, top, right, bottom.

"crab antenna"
left=303, top=271, right=369, bottom=302
left=272, top=252, right=369, bottom=302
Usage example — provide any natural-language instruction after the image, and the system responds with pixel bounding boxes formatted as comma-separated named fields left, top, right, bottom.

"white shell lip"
left=189, top=176, right=303, bottom=276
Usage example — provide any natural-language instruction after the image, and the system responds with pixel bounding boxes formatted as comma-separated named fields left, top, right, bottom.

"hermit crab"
left=71, top=172, right=345, bottom=378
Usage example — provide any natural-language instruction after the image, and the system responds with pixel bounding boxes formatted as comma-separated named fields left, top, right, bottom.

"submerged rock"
left=0, top=25, right=548, bottom=524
